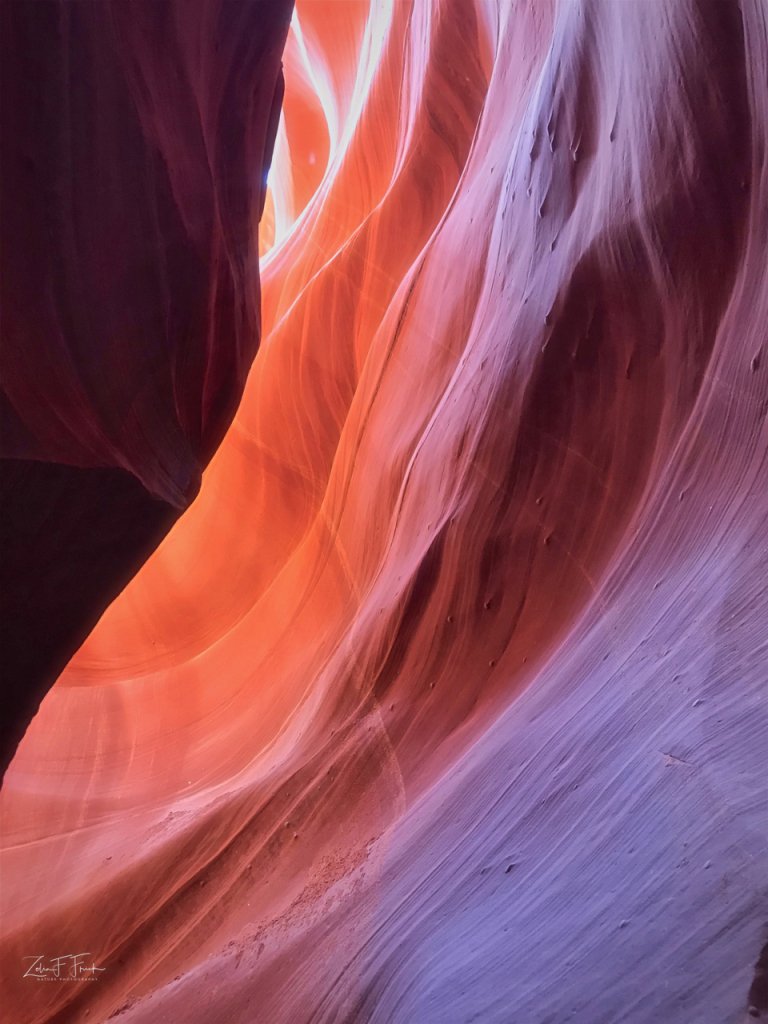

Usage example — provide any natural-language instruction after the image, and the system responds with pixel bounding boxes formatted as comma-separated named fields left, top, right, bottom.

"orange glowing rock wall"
left=2, top=1, right=767, bottom=1022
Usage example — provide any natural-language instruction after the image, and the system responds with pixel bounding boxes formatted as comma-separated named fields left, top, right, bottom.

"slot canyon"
left=1, top=1, right=766, bottom=1022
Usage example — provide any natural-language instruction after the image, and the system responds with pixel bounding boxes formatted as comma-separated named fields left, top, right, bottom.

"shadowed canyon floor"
left=1, top=2, right=767, bottom=1023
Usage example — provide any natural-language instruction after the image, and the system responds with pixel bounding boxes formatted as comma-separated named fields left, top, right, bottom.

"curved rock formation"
left=2, top=1, right=766, bottom=1022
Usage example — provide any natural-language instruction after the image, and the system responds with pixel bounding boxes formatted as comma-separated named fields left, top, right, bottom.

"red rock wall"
left=1, top=0, right=290, bottom=501
left=1, top=1, right=766, bottom=1022
left=0, top=0, right=291, bottom=776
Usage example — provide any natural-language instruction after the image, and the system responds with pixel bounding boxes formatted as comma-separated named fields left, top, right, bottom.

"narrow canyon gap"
left=1, top=2, right=766, bottom=1023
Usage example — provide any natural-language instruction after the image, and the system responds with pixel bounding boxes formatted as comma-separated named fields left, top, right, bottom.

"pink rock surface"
left=1, top=1, right=766, bottom=1022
